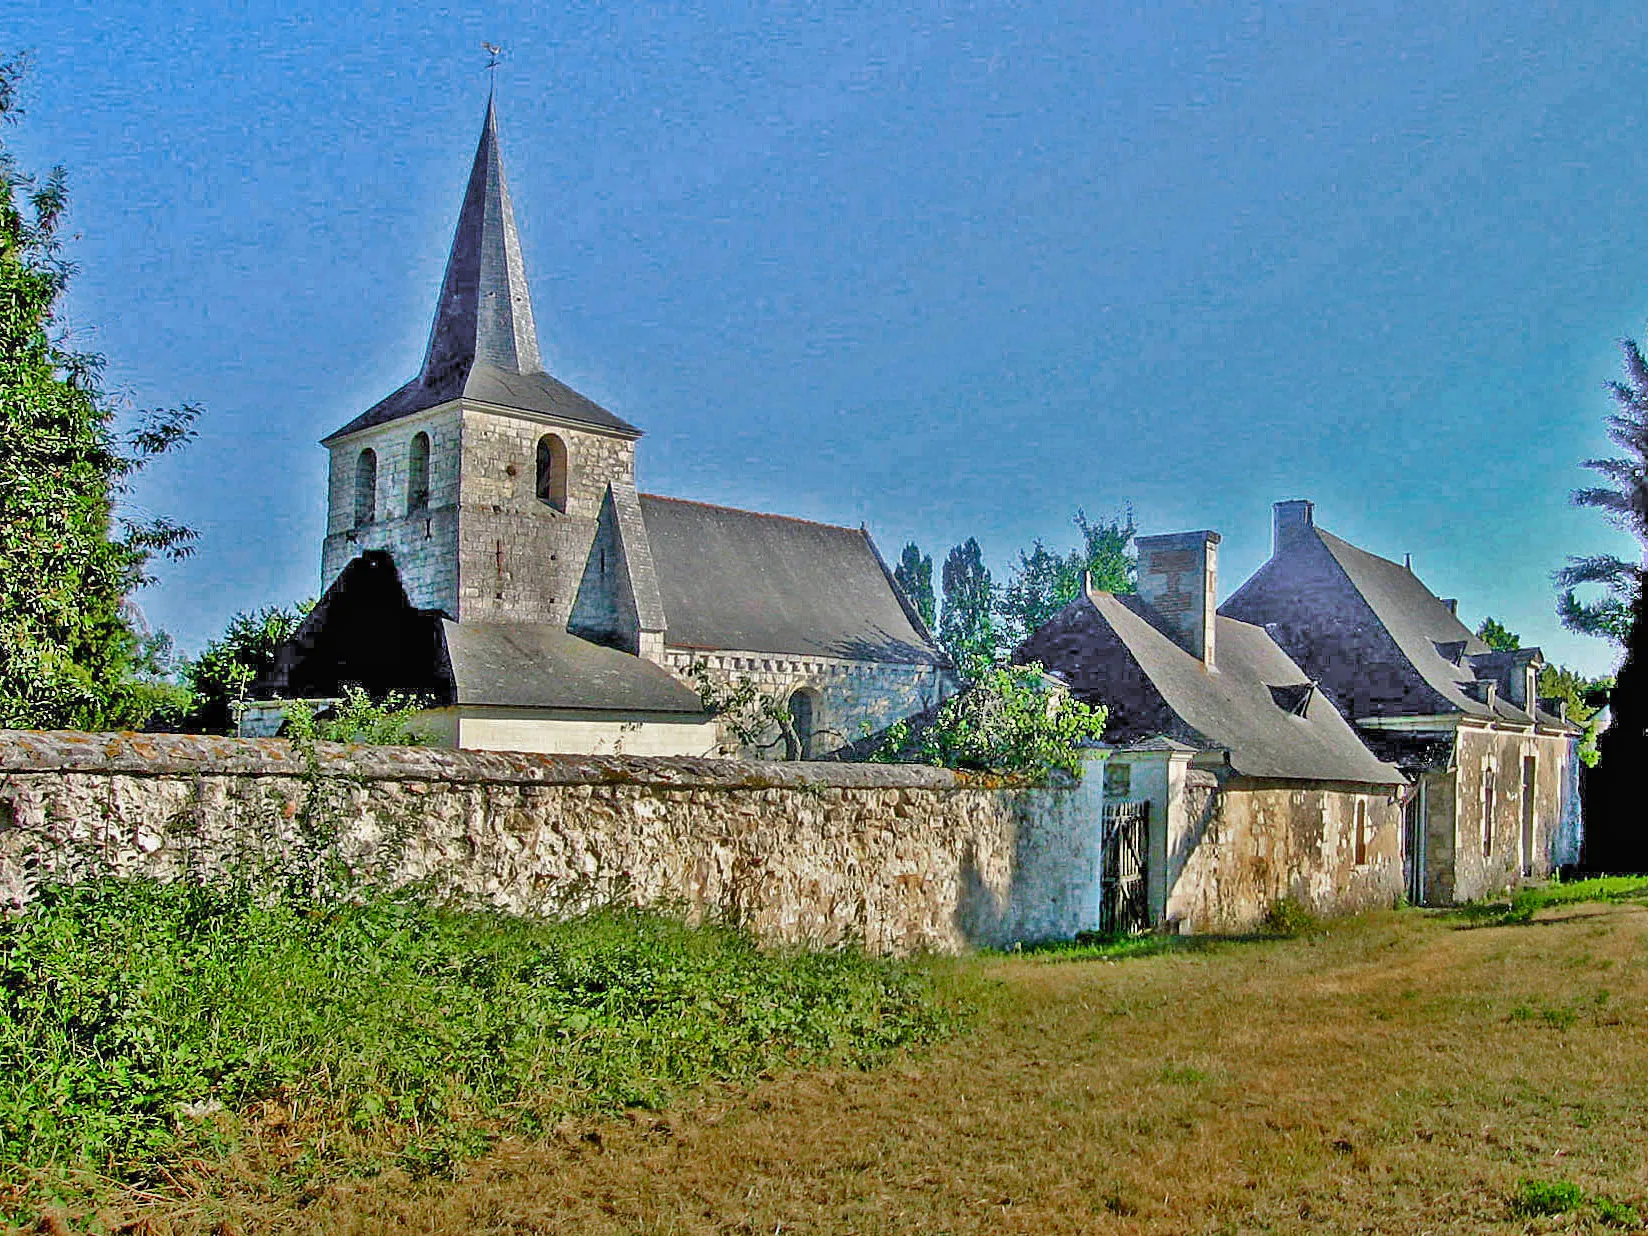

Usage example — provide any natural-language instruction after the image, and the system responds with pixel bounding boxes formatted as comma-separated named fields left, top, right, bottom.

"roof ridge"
left=638, top=492, right=861, bottom=534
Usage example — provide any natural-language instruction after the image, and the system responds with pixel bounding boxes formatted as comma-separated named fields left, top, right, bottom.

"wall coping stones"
left=0, top=730, right=982, bottom=791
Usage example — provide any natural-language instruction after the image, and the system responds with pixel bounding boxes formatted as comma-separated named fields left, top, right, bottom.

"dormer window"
left=536, top=434, right=568, bottom=512
left=354, top=448, right=377, bottom=526
left=407, top=432, right=431, bottom=513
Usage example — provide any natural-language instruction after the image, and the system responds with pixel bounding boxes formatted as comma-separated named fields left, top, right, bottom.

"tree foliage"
left=1475, top=616, right=1521, bottom=652
left=873, top=661, right=1106, bottom=781
left=893, top=542, right=936, bottom=627
left=181, top=604, right=310, bottom=733
left=281, top=686, right=430, bottom=747
left=937, top=538, right=997, bottom=677
left=684, top=661, right=820, bottom=760
left=1557, top=335, right=1648, bottom=647
left=0, top=56, right=199, bottom=730
left=997, top=508, right=1138, bottom=648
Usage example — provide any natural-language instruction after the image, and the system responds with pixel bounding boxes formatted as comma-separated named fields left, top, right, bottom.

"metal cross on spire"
left=482, top=42, right=503, bottom=90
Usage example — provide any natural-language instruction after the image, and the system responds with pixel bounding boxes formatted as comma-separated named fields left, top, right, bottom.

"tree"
left=1563, top=331, right=1648, bottom=870
left=997, top=508, right=1137, bottom=648
left=0, top=57, right=199, bottom=730
left=1475, top=616, right=1521, bottom=652
left=1537, top=663, right=1611, bottom=767
left=938, top=538, right=997, bottom=676
left=1556, top=335, right=1648, bottom=647
left=893, top=542, right=936, bottom=627
left=872, top=661, right=1107, bottom=781
left=182, top=604, right=310, bottom=733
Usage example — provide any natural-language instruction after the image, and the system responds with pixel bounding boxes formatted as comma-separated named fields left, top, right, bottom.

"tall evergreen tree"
left=893, top=542, right=935, bottom=627
left=938, top=538, right=997, bottom=676
left=0, top=57, right=198, bottom=729
left=1563, top=332, right=1648, bottom=870
left=1475, top=616, right=1521, bottom=652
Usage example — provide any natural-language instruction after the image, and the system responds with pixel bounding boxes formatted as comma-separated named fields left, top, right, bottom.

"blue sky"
left=10, top=0, right=1646, bottom=677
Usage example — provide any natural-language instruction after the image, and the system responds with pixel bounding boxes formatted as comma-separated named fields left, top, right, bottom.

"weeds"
left=1510, top=1177, right=1641, bottom=1227
left=1261, top=898, right=1322, bottom=938
left=0, top=878, right=967, bottom=1217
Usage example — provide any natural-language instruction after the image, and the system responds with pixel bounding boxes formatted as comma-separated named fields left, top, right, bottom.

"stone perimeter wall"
left=0, top=732, right=1090, bottom=956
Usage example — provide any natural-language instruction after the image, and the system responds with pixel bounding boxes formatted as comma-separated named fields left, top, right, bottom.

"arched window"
left=407, top=432, right=430, bottom=514
left=787, top=689, right=816, bottom=761
left=354, top=448, right=377, bottom=526
left=536, top=434, right=568, bottom=511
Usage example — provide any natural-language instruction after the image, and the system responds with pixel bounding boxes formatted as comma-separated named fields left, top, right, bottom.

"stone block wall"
left=1447, top=725, right=1574, bottom=903
left=322, top=406, right=463, bottom=612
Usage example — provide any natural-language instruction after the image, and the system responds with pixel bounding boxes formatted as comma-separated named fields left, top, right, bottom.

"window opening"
left=407, top=432, right=430, bottom=513
left=536, top=434, right=568, bottom=511
left=354, top=448, right=377, bottom=526
left=1354, top=800, right=1368, bottom=866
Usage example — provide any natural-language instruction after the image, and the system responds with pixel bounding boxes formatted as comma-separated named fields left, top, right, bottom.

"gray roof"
left=441, top=621, right=707, bottom=714
left=639, top=495, right=944, bottom=664
left=1314, top=530, right=1567, bottom=728
left=1056, top=590, right=1404, bottom=785
left=325, top=97, right=638, bottom=443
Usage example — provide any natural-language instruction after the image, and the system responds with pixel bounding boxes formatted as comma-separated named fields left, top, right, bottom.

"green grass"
left=0, top=878, right=967, bottom=1214
left=1510, top=1177, right=1642, bottom=1227
left=1453, top=876, right=1648, bottom=927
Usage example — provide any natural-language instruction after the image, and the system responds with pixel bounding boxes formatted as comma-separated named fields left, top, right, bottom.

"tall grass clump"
left=0, top=877, right=966, bottom=1208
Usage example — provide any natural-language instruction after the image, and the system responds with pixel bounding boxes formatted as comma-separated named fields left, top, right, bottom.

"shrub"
left=281, top=686, right=429, bottom=746
left=1261, top=898, right=1321, bottom=938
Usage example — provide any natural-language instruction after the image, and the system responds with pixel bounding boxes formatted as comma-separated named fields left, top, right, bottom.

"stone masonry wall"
left=660, top=650, right=952, bottom=759
left=321, top=405, right=464, bottom=613
left=0, top=732, right=1089, bottom=956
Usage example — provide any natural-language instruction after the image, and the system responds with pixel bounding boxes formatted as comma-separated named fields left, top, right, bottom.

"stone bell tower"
left=317, top=95, right=665, bottom=657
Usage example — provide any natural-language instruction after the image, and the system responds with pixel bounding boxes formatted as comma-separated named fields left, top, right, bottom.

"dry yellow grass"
left=89, top=901, right=1648, bottom=1234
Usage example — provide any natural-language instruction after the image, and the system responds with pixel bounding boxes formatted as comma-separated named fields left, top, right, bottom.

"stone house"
left=1014, top=530, right=1408, bottom=933
left=251, top=96, right=949, bottom=756
left=1221, top=500, right=1583, bottom=904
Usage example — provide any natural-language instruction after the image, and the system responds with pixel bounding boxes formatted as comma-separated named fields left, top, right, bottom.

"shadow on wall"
left=953, top=838, right=1008, bottom=946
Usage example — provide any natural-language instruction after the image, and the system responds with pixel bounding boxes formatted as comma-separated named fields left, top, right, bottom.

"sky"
left=9, top=0, right=1647, bottom=678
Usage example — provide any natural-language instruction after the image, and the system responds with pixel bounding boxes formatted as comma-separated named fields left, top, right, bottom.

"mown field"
left=8, top=879, right=1648, bottom=1234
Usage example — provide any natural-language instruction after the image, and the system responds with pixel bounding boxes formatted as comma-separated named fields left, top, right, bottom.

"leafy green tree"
left=1537, top=663, right=1611, bottom=767
left=938, top=538, right=998, bottom=676
left=182, top=604, right=310, bottom=733
left=0, top=57, right=199, bottom=730
left=872, top=661, right=1107, bottom=781
left=281, top=687, right=430, bottom=747
left=998, top=508, right=1137, bottom=648
left=893, top=542, right=936, bottom=627
left=1475, top=616, right=1521, bottom=652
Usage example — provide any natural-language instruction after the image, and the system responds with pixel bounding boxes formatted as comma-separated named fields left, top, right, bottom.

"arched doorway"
left=786, top=688, right=817, bottom=760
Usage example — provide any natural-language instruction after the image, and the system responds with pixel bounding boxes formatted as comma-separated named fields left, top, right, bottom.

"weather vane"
left=483, top=42, right=503, bottom=89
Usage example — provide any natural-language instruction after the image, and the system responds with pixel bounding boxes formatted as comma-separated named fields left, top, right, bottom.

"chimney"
left=1441, top=598, right=1458, bottom=616
left=1272, top=499, right=1315, bottom=556
left=1135, top=530, right=1221, bottom=668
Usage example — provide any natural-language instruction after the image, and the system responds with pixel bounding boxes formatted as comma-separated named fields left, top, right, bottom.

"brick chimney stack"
left=1272, top=499, right=1315, bottom=556
left=1135, top=530, right=1221, bottom=669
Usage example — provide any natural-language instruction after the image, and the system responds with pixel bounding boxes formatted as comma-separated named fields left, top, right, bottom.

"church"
left=250, top=97, right=951, bottom=757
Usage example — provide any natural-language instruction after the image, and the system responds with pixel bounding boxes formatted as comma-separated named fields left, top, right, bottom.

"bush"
left=281, top=686, right=429, bottom=746
left=1261, top=898, right=1321, bottom=938
left=874, top=661, right=1106, bottom=781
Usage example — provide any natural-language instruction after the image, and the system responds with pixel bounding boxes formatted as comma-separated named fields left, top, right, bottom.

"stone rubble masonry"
left=321, top=401, right=638, bottom=625
left=0, top=732, right=1088, bottom=955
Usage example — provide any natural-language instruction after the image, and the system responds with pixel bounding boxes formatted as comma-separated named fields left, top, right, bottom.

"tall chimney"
left=1135, top=530, right=1220, bottom=668
left=1272, top=499, right=1315, bottom=556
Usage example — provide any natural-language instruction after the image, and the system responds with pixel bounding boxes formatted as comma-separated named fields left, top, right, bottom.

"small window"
left=1482, top=777, right=1495, bottom=859
left=536, top=434, right=568, bottom=511
left=407, top=432, right=430, bottom=513
left=1354, top=800, right=1368, bottom=866
left=354, top=448, right=377, bottom=526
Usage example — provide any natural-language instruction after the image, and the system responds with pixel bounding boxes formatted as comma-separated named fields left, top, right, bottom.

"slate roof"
left=324, top=97, right=638, bottom=443
left=1030, top=590, right=1405, bottom=785
left=1313, top=529, right=1570, bottom=729
left=440, top=622, right=707, bottom=714
left=638, top=495, right=944, bottom=664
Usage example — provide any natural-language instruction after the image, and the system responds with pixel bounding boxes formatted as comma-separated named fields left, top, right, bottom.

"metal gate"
left=1101, top=800, right=1150, bottom=935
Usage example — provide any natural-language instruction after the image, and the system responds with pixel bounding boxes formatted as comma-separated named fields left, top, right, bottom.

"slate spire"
left=420, top=93, right=545, bottom=389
